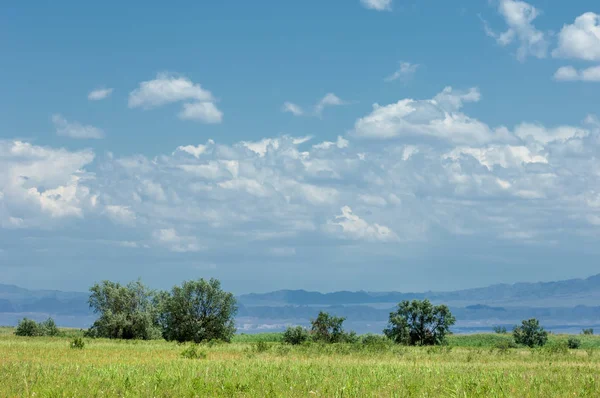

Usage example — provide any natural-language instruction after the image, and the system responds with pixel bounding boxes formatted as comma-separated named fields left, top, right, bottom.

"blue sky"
left=1, top=0, right=600, bottom=293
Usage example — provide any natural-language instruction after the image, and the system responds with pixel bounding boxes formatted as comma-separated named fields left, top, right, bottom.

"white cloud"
left=553, top=65, right=600, bottom=82
left=315, top=93, right=346, bottom=115
left=52, top=114, right=104, bottom=139
left=153, top=228, right=202, bottom=253
left=282, top=102, right=304, bottom=116
left=105, top=205, right=136, bottom=226
left=175, top=140, right=215, bottom=158
left=178, top=102, right=223, bottom=123
left=553, top=13, right=600, bottom=61
left=313, top=136, right=349, bottom=150
left=88, top=88, right=113, bottom=101
left=514, top=123, right=589, bottom=144
left=129, top=73, right=222, bottom=123
left=360, top=0, right=392, bottom=12
left=352, top=87, right=496, bottom=144
left=327, top=206, right=398, bottom=242
left=385, top=62, right=419, bottom=82
left=485, top=0, right=548, bottom=61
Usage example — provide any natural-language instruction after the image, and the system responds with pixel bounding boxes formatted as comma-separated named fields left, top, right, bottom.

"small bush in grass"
left=15, top=318, right=42, bottom=337
left=544, top=341, right=569, bottom=355
left=282, top=326, right=309, bottom=345
left=567, top=337, right=581, bottom=349
left=513, top=319, right=548, bottom=348
left=254, top=341, right=269, bottom=353
left=70, top=337, right=85, bottom=349
left=582, top=328, right=594, bottom=335
left=494, top=340, right=518, bottom=352
left=180, top=344, right=206, bottom=359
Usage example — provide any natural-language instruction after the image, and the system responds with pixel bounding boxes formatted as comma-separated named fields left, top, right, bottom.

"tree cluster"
left=86, top=278, right=237, bottom=343
left=15, top=317, right=59, bottom=337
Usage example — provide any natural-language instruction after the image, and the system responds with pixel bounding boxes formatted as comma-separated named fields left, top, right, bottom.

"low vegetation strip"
left=1, top=331, right=600, bottom=397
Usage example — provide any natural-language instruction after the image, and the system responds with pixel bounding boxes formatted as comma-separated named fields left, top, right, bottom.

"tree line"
left=14, top=277, right=584, bottom=347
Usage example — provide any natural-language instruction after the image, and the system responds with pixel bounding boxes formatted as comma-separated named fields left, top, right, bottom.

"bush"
left=567, top=337, right=581, bottom=349
left=70, top=337, right=85, bottom=349
left=582, top=328, right=594, bottom=335
left=545, top=341, right=569, bottom=355
left=282, top=326, right=309, bottom=345
left=15, top=318, right=42, bottom=337
left=493, top=340, right=518, bottom=352
left=180, top=344, right=207, bottom=359
left=493, top=326, right=507, bottom=334
left=40, top=318, right=59, bottom=337
left=254, top=341, right=269, bottom=353
left=513, top=319, right=548, bottom=348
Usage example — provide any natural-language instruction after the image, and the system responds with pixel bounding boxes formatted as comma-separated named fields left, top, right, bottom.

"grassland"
left=1, top=328, right=600, bottom=397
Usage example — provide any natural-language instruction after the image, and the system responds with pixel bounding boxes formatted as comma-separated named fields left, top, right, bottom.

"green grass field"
left=1, top=329, right=599, bottom=397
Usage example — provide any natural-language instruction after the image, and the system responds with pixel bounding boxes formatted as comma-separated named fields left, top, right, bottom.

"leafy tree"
left=383, top=299, right=456, bottom=346
left=87, top=279, right=161, bottom=340
left=513, top=318, right=548, bottom=348
left=310, top=311, right=357, bottom=343
left=582, top=328, right=594, bottom=335
left=282, top=326, right=309, bottom=345
left=15, top=318, right=42, bottom=337
left=160, top=278, right=237, bottom=343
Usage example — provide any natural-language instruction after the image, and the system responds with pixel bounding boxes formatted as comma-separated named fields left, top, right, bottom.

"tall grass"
left=1, top=330, right=599, bottom=396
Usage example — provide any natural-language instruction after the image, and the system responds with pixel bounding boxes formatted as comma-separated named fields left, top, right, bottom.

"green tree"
left=310, top=311, right=356, bottom=343
left=383, top=299, right=456, bottom=346
left=87, top=279, right=161, bottom=340
left=15, top=318, right=42, bottom=337
left=282, top=326, right=309, bottom=345
left=513, top=318, right=548, bottom=348
left=160, top=278, right=237, bottom=343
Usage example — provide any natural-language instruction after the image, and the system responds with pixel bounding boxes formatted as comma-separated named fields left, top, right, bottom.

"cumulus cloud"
left=385, top=62, right=419, bottom=82
left=326, top=206, right=398, bottom=242
left=52, top=114, right=105, bottom=139
left=360, top=0, right=392, bottom=11
left=153, top=228, right=202, bottom=253
left=352, top=87, right=496, bottom=144
left=129, top=73, right=222, bottom=123
left=484, top=0, right=548, bottom=61
left=553, top=12, right=600, bottom=61
left=88, top=88, right=113, bottom=101
left=554, top=65, right=600, bottom=82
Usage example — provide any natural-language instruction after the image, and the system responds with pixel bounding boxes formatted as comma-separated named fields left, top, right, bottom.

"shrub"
left=384, top=299, right=456, bottom=346
left=15, top=318, right=42, bottom=337
left=582, top=328, right=594, bottom=335
left=180, top=344, right=207, bottom=359
left=40, top=318, right=59, bottom=337
left=493, top=340, right=518, bottom=353
left=282, top=326, right=309, bottom=345
left=545, top=341, right=569, bottom=355
left=513, top=319, right=548, bottom=348
left=70, top=337, right=85, bottom=349
left=567, top=337, right=581, bottom=349
left=254, top=341, right=269, bottom=353
left=493, top=326, right=507, bottom=334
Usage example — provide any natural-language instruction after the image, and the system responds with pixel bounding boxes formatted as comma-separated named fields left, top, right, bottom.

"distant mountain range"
left=2, top=273, right=600, bottom=333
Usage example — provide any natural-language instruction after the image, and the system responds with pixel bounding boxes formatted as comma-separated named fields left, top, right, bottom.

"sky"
left=1, top=0, right=600, bottom=294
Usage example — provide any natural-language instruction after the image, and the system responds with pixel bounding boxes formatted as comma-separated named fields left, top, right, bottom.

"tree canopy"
left=160, top=278, right=237, bottom=343
left=384, top=299, right=455, bottom=346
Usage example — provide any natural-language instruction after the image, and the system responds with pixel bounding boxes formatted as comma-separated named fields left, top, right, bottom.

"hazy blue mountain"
left=2, top=274, right=600, bottom=333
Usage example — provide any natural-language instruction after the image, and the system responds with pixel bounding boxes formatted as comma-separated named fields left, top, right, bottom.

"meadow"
left=1, top=327, right=600, bottom=397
